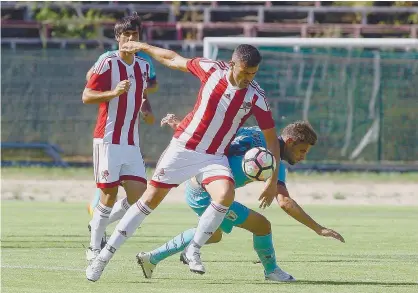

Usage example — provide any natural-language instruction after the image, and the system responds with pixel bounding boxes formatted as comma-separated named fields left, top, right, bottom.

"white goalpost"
left=204, top=37, right=418, bottom=59
left=203, top=37, right=418, bottom=162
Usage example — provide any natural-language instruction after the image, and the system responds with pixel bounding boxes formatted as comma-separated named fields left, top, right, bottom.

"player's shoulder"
left=98, top=50, right=118, bottom=61
left=134, top=54, right=151, bottom=66
left=238, top=126, right=262, bottom=134
left=193, top=57, right=229, bottom=72
left=93, top=51, right=118, bottom=73
left=249, top=80, right=266, bottom=97
left=136, top=51, right=151, bottom=61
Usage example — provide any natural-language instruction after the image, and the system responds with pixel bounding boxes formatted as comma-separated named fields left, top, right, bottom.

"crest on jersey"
left=224, top=93, right=231, bottom=99
left=240, top=102, right=252, bottom=112
left=101, top=170, right=110, bottom=181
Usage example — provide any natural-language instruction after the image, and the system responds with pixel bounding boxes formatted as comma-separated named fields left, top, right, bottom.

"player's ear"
left=229, top=60, right=235, bottom=68
left=285, top=137, right=295, bottom=147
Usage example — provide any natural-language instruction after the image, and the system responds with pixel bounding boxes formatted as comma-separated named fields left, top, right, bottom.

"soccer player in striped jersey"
left=86, top=43, right=282, bottom=281
left=134, top=114, right=345, bottom=282
left=85, top=13, right=159, bottom=248
left=82, top=13, right=151, bottom=266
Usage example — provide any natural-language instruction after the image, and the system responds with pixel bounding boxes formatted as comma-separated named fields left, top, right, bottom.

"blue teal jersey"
left=186, top=126, right=287, bottom=209
left=93, top=51, right=156, bottom=81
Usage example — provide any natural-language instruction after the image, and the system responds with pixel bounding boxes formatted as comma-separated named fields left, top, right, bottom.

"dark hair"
left=232, top=44, right=262, bottom=67
left=282, top=121, right=317, bottom=146
left=114, top=12, right=142, bottom=38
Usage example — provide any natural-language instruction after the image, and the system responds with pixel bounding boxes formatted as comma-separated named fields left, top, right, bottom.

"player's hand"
left=161, top=113, right=181, bottom=130
left=258, top=179, right=277, bottom=209
left=120, top=41, right=144, bottom=54
left=317, top=227, right=345, bottom=243
left=113, top=80, right=131, bottom=96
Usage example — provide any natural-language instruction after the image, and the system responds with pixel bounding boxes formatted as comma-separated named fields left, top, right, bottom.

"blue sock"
left=149, top=228, right=196, bottom=265
left=91, top=189, right=101, bottom=209
left=253, top=233, right=279, bottom=275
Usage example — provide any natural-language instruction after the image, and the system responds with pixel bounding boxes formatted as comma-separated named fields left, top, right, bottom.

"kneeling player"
left=136, top=114, right=345, bottom=282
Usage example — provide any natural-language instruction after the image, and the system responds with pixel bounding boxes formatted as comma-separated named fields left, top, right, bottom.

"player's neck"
left=226, top=70, right=239, bottom=88
left=119, top=51, right=134, bottom=65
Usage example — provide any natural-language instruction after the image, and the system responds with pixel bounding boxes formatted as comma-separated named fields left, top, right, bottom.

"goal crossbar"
left=203, top=37, right=418, bottom=58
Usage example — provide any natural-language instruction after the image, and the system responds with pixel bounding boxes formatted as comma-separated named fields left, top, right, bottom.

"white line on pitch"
left=1, top=264, right=84, bottom=272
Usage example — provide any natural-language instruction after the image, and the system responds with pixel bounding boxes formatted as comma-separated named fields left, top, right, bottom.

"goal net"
left=204, top=37, right=418, bottom=162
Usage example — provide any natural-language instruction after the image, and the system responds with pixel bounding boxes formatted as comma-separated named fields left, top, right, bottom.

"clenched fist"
left=113, top=80, right=131, bottom=96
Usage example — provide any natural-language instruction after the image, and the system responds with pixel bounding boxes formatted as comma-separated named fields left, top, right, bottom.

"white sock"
left=189, top=202, right=228, bottom=251
left=89, top=202, right=112, bottom=250
left=100, top=200, right=152, bottom=261
left=108, top=197, right=131, bottom=225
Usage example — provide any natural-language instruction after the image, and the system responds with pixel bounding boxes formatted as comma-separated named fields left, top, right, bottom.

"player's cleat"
left=87, top=224, right=107, bottom=250
left=265, top=268, right=296, bottom=282
left=180, top=250, right=205, bottom=275
left=86, top=247, right=100, bottom=263
left=86, top=256, right=108, bottom=282
left=136, top=252, right=156, bottom=279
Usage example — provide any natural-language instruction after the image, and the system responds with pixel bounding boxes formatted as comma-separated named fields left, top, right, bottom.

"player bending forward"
left=135, top=114, right=345, bottom=282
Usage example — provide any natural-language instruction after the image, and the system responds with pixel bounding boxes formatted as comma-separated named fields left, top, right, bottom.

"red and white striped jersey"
left=174, top=58, right=275, bottom=155
left=86, top=51, right=149, bottom=146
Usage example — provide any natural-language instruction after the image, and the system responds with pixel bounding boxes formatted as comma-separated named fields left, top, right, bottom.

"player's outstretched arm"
left=121, top=41, right=190, bottom=72
left=275, top=185, right=345, bottom=243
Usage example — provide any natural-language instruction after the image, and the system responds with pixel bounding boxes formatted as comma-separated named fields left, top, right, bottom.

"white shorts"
left=150, top=139, right=234, bottom=188
left=93, top=141, right=147, bottom=188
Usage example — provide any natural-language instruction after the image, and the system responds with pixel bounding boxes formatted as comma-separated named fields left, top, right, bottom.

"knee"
left=255, top=216, right=272, bottom=236
left=207, top=182, right=235, bottom=206
left=142, top=186, right=169, bottom=209
left=208, top=229, right=223, bottom=244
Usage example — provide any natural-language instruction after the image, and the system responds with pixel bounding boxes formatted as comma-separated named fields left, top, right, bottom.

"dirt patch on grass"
left=2, top=179, right=417, bottom=206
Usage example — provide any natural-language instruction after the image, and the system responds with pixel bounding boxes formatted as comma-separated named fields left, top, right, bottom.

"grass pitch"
left=1, top=202, right=418, bottom=293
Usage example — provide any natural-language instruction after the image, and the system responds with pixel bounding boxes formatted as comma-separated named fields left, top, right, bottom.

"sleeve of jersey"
left=138, top=53, right=157, bottom=81
left=86, top=60, right=111, bottom=92
left=92, top=52, right=110, bottom=71
left=186, top=57, right=212, bottom=80
left=277, top=162, right=287, bottom=187
left=148, top=59, right=157, bottom=81
left=252, top=95, right=275, bottom=130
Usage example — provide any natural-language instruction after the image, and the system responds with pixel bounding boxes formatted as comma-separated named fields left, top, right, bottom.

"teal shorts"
left=190, top=201, right=250, bottom=234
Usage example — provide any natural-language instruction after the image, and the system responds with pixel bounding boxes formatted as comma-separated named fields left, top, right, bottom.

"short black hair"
left=232, top=44, right=262, bottom=67
left=114, top=12, right=142, bottom=38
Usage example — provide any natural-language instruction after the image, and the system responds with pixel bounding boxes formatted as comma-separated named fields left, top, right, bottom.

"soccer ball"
left=242, top=147, right=276, bottom=181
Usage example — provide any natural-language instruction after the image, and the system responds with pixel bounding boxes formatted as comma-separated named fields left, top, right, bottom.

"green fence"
left=1, top=48, right=417, bottom=163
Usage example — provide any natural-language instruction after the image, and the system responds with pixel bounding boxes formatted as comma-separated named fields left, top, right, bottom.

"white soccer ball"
left=242, top=147, right=276, bottom=181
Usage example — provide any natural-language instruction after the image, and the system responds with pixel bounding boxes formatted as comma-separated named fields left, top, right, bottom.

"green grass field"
left=2, top=166, right=418, bottom=182
left=1, top=202, right=418, bottom=293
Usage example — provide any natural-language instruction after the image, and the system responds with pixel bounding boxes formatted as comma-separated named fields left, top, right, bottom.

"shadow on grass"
left=127, top=278, right=418, bottom=286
